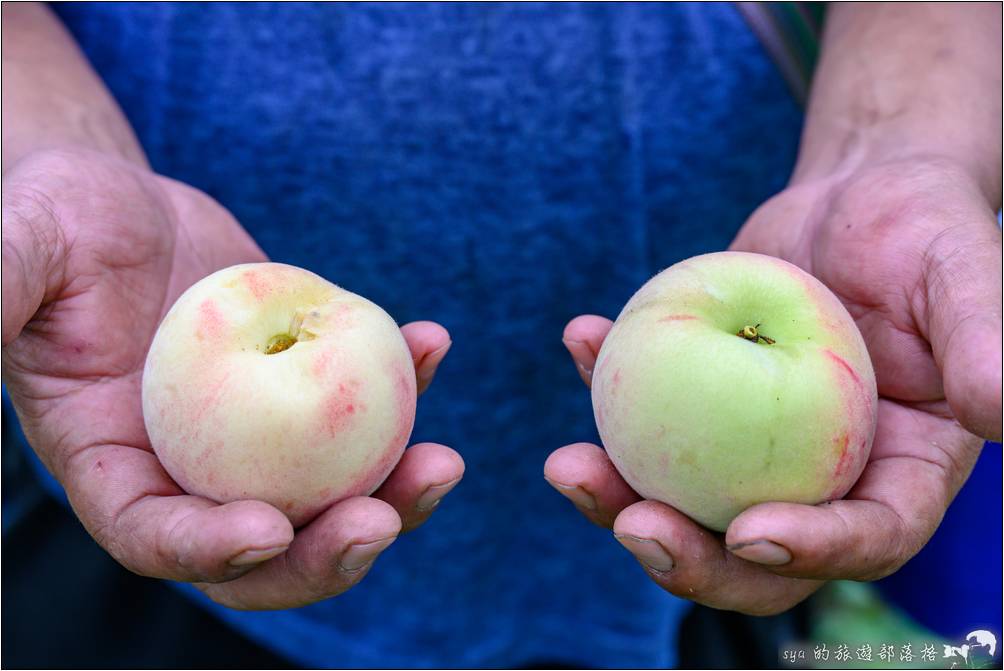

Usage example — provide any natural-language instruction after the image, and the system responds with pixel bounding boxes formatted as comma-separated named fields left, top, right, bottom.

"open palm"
left=547, top=158, right=1001, bottom=614
left=2, top=149, right=463, bottom=609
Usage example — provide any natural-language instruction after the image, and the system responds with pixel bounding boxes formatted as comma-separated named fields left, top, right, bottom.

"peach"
left=592, top=252, right=878, bottom=531
left=142, top=263, right=416, bottom=527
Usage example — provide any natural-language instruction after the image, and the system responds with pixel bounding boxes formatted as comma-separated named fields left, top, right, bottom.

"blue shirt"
left=37, top=2, right=803, bottom=666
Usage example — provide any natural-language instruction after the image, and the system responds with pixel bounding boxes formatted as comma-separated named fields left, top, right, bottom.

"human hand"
left=2, top=148, right=463, bottom=609
left=546, top=157, right=1001, bottom=614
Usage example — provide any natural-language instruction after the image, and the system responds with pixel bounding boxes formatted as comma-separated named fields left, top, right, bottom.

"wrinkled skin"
left=548, top=158, right=1002, bottom=615
left=2, top=148, right=464, bottom=610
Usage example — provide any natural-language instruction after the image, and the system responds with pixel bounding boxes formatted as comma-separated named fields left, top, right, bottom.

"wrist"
left=1, top=5, right=148, bottom=175
left=790, top=127, right=1000, bottom=210
left=2, top=123, right=148, bottom=178
left=789, top=3, right=1001, bottom=209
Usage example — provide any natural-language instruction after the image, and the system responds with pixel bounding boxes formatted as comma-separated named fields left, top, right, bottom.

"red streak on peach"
left=389, top=365, right=416, bottom=451
left=242, top=270, right=269, bottom=302
left=197, top=299, right=225, bottom=340
left=825, top=346, right=876, bottom=426
left=191, top=439, right=225, bottom=487
left=193, top=373, right=230, bottom=424
left=821, top=349, right=874, bottom=500
left=823, top=349, right=861, bottom=387
left=312, top=350, right=333, bottom=379
left=827, top=434, right=871, bottom=501
left=321, top=381, right=364, bottom=436
left=832, top=433, right=852, bottom=479
left=331, top=302, right=356, bottom=327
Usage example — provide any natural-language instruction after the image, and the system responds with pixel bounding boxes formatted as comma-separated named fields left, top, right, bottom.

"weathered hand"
left=2, top=149, right=463, bottom=610
left=546, top=158, right=1001, bottom=614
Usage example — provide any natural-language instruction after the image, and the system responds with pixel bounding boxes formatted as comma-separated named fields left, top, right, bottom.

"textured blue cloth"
left=36, top=3, right=803, bottom=667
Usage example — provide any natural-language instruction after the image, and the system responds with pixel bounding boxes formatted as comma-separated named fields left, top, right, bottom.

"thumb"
left=400, top=321, right=452, bottom=394
left=562, top=315, right=613, bottom=388
left=922, top=206, right=1003, bottom=441
left=1, top=169, right=66, bottom=346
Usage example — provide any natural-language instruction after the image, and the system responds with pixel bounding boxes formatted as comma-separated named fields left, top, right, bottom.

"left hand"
left=2, top=148, right=463, bottom=610
left=546, top=157, right=1002, bottom=614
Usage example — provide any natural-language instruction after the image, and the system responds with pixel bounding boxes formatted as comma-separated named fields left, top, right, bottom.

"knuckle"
left=869, top=531, right=923, bottom=580
left=851, top=513, right=929, bottom=581
left=89, top=519, right=128, bottom=567
left=663, top=563, right=716, bottom=600
left=287, top=551, right=348, bottom=601
left=686, top=534, right=724, bottom=569
left=687, top=572, right=722, bottom=600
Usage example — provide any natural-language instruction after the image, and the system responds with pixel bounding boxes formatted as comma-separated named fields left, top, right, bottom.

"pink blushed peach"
left=142, top=263, right=416, bottom=527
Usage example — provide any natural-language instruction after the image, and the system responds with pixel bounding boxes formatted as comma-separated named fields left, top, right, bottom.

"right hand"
left=2, top=148, right=463, bottom=609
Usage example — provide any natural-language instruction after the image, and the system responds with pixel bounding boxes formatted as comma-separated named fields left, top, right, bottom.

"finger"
left=63, top=443, right=294, bottom=582
left=725, top=399, right=983, bottom=581
left=544, top=443, right=641, bottom=528
left=372, top=442, right=465, bottom=532
left=562, top=315, right=613, bottom=387
left=725, top=499, right=917, bottom=583
left=1, top=168, right=66, bottom=345
left=400, top=321, right=452, bottom=394
left=613, top=500, right=822, bottom=616
left=200, top=496, right=402, bottom=610
left=922, top=202, right=1003, bottom=440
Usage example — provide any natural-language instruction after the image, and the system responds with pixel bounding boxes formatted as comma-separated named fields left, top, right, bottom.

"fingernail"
left=727, top=539, right=792, bottom=566
left=416, top=477, right=461, bottom=511
left=545, top=478, right=598, bottom=511
left=418, top=342, right=452, bottom=383
left=575, top=361, right=593, bottom=385
left=614, top=534, right=675, bottom=573
left=338, top=536, right=397, bottom=572
left=229, top=545, right=288, bottom=567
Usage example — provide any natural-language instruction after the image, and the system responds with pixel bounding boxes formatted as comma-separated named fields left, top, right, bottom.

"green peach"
left=592, top=251, right=878, bottom=532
